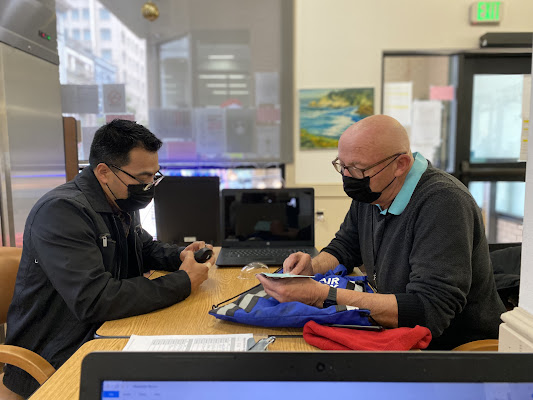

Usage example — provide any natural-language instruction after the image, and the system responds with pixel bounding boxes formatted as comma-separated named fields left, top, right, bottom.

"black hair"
left=89, top=119, right=162, bottom=169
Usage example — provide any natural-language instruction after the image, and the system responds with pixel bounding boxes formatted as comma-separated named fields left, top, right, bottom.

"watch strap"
left=322, top=286, right=338, bottom=308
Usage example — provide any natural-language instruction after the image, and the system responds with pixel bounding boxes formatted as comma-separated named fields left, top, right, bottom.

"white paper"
left=410, top=100, right=442, bottom=164
left=61, top=84, right=99, bottom=114
left=519, top=75, right=531, bottom=161
left=410, top=100, right=442, bottom=145
left=383, top=82, right=413, bottom=126
left=255, top=72, right=279, bottom=105
left=123, top=334, right=255, bottom=352
left=103, top=84, right=126, bottom=113
left=261, top=273, right=315, bottom=279
left=256, top=125, right=280, bottom=157
left=194, top=108, right=226, bottom=154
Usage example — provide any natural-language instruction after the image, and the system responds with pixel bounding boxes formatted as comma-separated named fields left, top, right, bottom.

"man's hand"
left=180, top=241, right=214, bottom=262
left=256, top=274, right=329, bottom=307
left=283, top=252, right=313, bottom=275
left=179, top=251, right=210, bottom=291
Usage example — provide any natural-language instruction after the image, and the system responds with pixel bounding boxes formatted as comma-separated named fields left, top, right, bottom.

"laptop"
left=154, top=176, right=220, bottom=246
left=80, top=351, right=533, bottom=399
left=216, top=188, right=318, bottom=267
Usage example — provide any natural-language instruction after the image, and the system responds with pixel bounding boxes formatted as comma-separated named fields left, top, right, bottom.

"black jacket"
left=3, top=167, right=190, bottom=397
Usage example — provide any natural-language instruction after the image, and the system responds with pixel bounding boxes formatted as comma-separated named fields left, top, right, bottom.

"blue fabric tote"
left=209, top=265, right=374, bottom=328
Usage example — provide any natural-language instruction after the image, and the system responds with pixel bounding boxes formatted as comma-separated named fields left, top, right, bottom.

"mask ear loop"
left=106, top=183, right=119, bottom=200
left=211, top=266, right=283, bottom=309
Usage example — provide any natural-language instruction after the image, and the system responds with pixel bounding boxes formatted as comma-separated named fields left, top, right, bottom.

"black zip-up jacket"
left=3, top=167, right=190, bottom=397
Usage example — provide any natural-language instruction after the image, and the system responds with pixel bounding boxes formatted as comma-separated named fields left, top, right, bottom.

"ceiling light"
left=208, top=55, right=235, bottom=60
left=141, top=1, right=159, bottom=22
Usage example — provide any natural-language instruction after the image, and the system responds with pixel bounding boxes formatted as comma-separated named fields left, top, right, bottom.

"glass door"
left=456, top=51, right=531, bottom=243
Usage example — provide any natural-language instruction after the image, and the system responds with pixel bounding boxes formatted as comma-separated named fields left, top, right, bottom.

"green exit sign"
left=470, top=2, right=502, bottom=24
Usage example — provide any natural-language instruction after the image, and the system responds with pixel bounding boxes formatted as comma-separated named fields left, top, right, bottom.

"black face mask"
left=113, top=184, right=155, bottom=212
left=343, top=175, right=396, bottom=204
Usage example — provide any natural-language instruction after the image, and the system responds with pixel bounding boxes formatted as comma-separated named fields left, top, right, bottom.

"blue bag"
left=209, top=265, right=374, bottom=328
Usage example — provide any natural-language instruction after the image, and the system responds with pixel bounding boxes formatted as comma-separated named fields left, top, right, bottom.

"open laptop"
left=80, top=351, right=533, bottom=399
left=216, top=188, right=318, bottom=267
left=154, top=176, right=220, bottom=246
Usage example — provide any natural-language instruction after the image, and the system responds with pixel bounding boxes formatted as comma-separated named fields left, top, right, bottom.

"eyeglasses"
left=108, top=164, right=164, bottom=191
left=332, top=153, right=406, bottom=179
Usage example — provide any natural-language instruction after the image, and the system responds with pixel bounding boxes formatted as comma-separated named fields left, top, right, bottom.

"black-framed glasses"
left=108, top=164, right=164, bottom=191
left=332, top=153, right=406, bottom=179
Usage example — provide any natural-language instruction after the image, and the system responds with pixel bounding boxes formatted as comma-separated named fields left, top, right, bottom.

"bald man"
left=257, top=115, right=505, bottom=349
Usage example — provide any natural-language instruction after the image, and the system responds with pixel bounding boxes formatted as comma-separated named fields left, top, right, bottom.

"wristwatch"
left=322, top=286, right=338, bottom=308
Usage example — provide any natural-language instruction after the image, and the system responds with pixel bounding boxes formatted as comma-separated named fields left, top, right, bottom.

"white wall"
left=519, top=53, right=533, bottom=314
left=288, top=0, right=533, bottom=185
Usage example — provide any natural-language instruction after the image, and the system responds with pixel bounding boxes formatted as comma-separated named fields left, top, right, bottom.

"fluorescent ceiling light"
left=229, top=90, right=249, bottom=95
left=206, top=83, right=227, bottom=88
left=212, top=90, right=228, bottom=95
left=229, top=83, right=246, bottom=88
left=208, top=54, right=235, bottom=60
left=229, top=74, right=245, bottom=79
left=199, top=74, right=227, bottom=79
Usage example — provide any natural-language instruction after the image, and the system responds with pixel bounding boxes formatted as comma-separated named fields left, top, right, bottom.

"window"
left=83, top=29, right=90, bottom=41
left=101, top=49, right=112, bottom=61
left=72, top=29, right=80, bottom=41
left=82, top=8, right=89, bottom=20
left=71, top=9, right=79, bottom=20
left=100, top=8, right=111, bottom=20
left=100, top=28, right=111, bottom=41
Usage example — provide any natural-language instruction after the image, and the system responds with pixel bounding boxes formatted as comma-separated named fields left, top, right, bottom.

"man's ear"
left=94, top=163, right=112, bottom=184
left=394, top=154, right=412, bottom=177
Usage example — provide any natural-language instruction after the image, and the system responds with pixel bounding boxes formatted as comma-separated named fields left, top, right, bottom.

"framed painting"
left=299, top=88, right=374, bottom=149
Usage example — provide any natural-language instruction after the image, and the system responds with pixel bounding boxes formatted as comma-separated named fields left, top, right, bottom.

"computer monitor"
left=154, top=176, right=220, bottom=246
left=80, top=351, right=533, bottom=400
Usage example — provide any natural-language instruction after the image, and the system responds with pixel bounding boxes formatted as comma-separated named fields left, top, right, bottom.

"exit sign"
left=470, top=1, right=502, bottom=24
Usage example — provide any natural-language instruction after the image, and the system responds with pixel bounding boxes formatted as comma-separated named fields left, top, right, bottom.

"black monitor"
left=154, top=176, right=220, bottom=246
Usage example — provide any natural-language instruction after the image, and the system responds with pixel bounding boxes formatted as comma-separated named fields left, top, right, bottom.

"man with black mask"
left=257, top=114, right=505, bottom=350
left=3, top=120, right=211, bottom=398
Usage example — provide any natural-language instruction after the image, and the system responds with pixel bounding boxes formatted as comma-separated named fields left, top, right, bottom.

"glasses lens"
left=332, top=161, right=343, bottom=174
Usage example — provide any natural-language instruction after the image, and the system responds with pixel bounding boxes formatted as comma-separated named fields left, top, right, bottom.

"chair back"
left=0, top=247, right=22, bottom=325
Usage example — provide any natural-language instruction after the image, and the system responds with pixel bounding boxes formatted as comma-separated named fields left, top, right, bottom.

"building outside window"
left=83, top=29, right=90, bottom=41
left=82, top=8, right=89, bottom=20
left=100, top=28, right=111, bottom=41
left=71, top=9, right=79, bottom=20
left=99, top=8, right=110, bottom=20
left=101, top=49, right=112, bottom=61
left=72, top=28, right=80, bottom=40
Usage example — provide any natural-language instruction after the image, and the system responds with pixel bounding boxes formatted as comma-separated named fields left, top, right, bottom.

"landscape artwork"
left=299, top=88, right=374, bottom=149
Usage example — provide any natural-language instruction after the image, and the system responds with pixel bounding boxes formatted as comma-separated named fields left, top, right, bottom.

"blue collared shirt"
left=376, top=152, right=428, bottom=216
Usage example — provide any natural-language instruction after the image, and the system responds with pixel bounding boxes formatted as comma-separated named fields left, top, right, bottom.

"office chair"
left=0, top=247, right=55, bottom=399
left=452, top=339, right=499, bottom=352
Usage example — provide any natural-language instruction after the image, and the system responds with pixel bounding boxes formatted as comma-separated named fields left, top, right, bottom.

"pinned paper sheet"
left=383, top=82, right=413, bottom=126
left=429, top=85, right=455, bottom=101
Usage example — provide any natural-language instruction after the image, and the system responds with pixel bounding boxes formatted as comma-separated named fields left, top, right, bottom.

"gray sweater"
left=323, top=165, right=506, bottom=349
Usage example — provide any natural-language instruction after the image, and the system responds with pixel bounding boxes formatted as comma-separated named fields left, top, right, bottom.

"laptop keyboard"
left=225, top=248, right=314, bottom=258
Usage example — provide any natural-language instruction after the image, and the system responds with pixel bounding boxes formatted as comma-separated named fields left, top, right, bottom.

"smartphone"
left=323, top=324, right=384, bottom=331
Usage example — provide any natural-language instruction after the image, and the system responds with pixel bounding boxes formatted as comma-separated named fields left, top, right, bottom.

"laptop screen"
left=100, top=381, right=533, bottom=400
left=220, top=188, right=315, bottom=246
left=80, top=352, right=533, bottom=400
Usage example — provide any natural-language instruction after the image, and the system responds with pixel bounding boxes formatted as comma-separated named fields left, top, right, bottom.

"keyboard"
left=224, top=248, right=314, bottom=258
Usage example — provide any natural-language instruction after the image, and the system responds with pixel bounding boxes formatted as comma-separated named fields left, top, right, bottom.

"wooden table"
left=29, top=339, right=127, bottom=400
left=96, top=262, right=314, bottom=342
left=30, top=254, right=316, bottom=399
